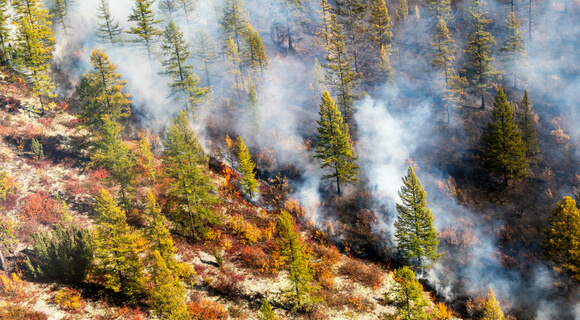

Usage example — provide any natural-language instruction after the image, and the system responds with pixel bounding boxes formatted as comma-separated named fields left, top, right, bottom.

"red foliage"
left=240, top=246, right=267, bottom=270
left=64, top=177, right=85, bottom=200
left=188, top=297, right=228, bottom=320
left=66, top=118, right=80, bottom=128
left=0, top=304, right=48, bottom=320
left=21, top=191, right=63, bottom=224
left=339, top=259, right=383, bottom=289
left=0, top=96, right=22, bottom=112
left=212, top=270, right=246, bottom=298
left=38, top=118, right=53, bottom=128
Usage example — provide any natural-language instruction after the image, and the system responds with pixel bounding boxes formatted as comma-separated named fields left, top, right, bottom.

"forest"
left=0, top=0, right=579, bottom=319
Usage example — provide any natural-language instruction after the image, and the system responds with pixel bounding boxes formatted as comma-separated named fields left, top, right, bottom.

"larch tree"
left=368, top=0, right=393, bottom=49
left=236, top=135, right=259, bottom=197
left=127, top=0, right=163, bottom=63
left=176, top=0, right=196, bottom=28
left=542, top=196, right=580, bottom=284
left=225, top=37, right=244, bottom=96
left=158, top=0, right=179, bottom=22
left=220, top=0, right=248, bottom=48
left=148, top=250, right=189, bottom=320
left=243, top=24, right=270, bottom=77
left=143, top=191, right=179, bottom=273
left=12, top=0, right=56, bottom=111
left=52, top=0, right=72, bottom=45
left=390, top=267, right=429, bottom=320
left=162, top=111, right=221, bottom=240
left=77, top=49, right=132, bottom=131
left=314, top=91, right=359, bottom=195
left=427, top=0, right=453, bottom=22
left=481, top=288, right=506, bottom=320
left=0, top=0, right=10, bottom=59
left=517, top=90, right=540, bottom=160
left=248, top=81, right=262, bottom=134
left=324, top=14, right=360, bottom=124
left=499, top=12, right=526, bottom=89
left=333, top=0, right=367, bottom=73
left=431, top=19, right=455, bottom=85
left=94, top=0, right=124, bottom=46
left=93, top=189, right=145, bottom=304
left=272, top=0, right=306, bottom=53
left=159, top=21, right=208, bottom=114
left=316, top=0, right=333, bottom=46
left=192, top=30, right=219, bottom=87
left=394, top=166, right=442, bottom=274
left=483, top=87, right=528, bottom=185
left=465, top=0, right=499, bottom=109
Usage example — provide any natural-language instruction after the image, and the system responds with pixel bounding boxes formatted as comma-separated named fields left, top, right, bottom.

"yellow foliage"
left=53, top=288, right=82, bottom=311
left=261, top=251, right=284, bottom=274
left=434, top=302, right=453, bottom=320
left=219, top=237, right=232, bottom=250
left=348, top=297, right=364, bottom=311
left=0, top=273, right=23, bottom=297
left=229, top=216, right=262, bottom=245
left=203, top=229, right=222, bottom=244
left=284, top=198, right=305, bottom=217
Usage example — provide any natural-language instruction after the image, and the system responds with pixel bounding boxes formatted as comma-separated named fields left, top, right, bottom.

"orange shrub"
left=0, top=273, right=23, bottom=298
left=188, top=298, right=228, bottom=320
left=339, top=259, right=383, bottom=289
left=240, top=246, right=267, bottom=270
left=313, top=261, right=335, bottom=289
left=21, top=191, right=63, bottom=224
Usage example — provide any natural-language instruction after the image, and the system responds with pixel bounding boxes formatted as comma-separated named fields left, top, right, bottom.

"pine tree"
left=395, top=0, right=408, bottom=23
left=93, top=189, right=145, bottom=304
left=324, top=14, right=361, bottom=124
left=368, top=0, right=393, bottom=49
left=427, top=0, right=453, bottom=22
left=192, top=30, right=219, bottom=87
left=377, top=45, right=393, bottom=83
left=394, top=166, right=442, bottom=274
left=77, top=49, right=132, bottom=130
left=0, top=0, right=10, bottom=59
left=243, top=24, right=270, bottom=77
left=390, top=267, right=429, bottom=320
left=220, top=0, right=248, bottom=48
left=12, top=0, right=57, bottom=111
left=89, top=119, right=137, bottom=213
left=248, top=81, right=262, bottom=134
left=127, top=0, right=163, bottom=62
left=94, top=0, right=124, bottom=45
left=312, top=58, right=327, bottom=95
left=160, top=21, right=208, bottom=113
left=236, top=135, right=259, bottom=197
left=465, top=0, right=499, bottom=109
left=277, top=210, right=317, bottom=310
left=483, top=87, right=528, bottom=185
left=431, top=19, right=455, bottom=84
left=542, top=196, right=580, bottom=283
left=143, top=192, right=178, bottom=273
left=333, top=0, right=367, bottom=73
left=163, top=111, right=221, bottom=240
left=176, top=0, right=196, bottom=28
left=481, top=288, right=506, bottom=320
left=499, top=12, right=526, bottom=89
left=413, top=5, right=421, bottom=21
left=272, top=0, right=306, bottom=53
left=53, top=0, right=72, bottom=45
left=158, top=0, right=179, bottom=22
left=258, top=299, right=279, bottom=320
left=225, top=37, right=244, bottom=96
left=149, top=250, right=189, bottom=320
left=314, top=91, right=359, bottom=195
left=316, top=0, right=333, bottom=45
left=517, top=90, right=540, bottom=160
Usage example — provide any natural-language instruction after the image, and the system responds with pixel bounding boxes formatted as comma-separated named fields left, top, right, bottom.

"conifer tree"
left=312, top=58, right=327, bottom=95
left=127, top=0, right=163, bottom=62
left=77, top=49, right=132, bottom=130
left=158, top=0, right=179, bottom=22
left=317, top=0, right=333, bottom=45
left=481, top=288, right=506, bottom=320
left=272, top=0, right=306, bottom=53
left=149, top=250, right=189, bottom=320
left=248, top=81, right=262, bottom=134
left=176, top=0, right=196, bottom=27
left=431, top=19, right=455, bottom=84
left=542, top=196, right=580, bottom=283
left=277, top=210, right=317, bottom=310
left=395, top=0, right=409, bottom=23
left=333, top=0, right=367, bottom=73
left=225, top=37, right=244, bottom=96
left=220, top=0, right=248, bottom=48
left=427, top=0, right=453, bottom=22
left=163, top=111, right=221, bottom=240
left=394, top=166, right=442, bottom=274
left=94, top=0, right=124, bottom=45
left=243, top=24, right=270, bottom=77
left=390, top=267, right=429, bottom=320
left=377, top=45, right=393, bottom=83
left=236, top=135, right=259, bottom=197
left=93, top=189, right=145, bottom=303
left=368, top=0, right=393, bottom=49
left=53, top=0, right=72, bottom=45
left=134, top=136, right=156, bottom=184
left=517, top=90, right=539, bottom=160
left=12, top=0, right=56, bottom=111
left=483, top=87, right=528, bottom=185
left=499, top=12, right=526, bottom=89
left=193, top=30, right=219, bottom=87
left=160, top=21, right=208, bottom=113
left=144, top=192, right=178, bottom=272
left=314, top=91, right=359, bottom=195
left=259, top=299, right=279, bottom=320
left=465, top=0, right=499, bottom=109
left=324, top=14, right=360, bottom=124
left=0, top=0, right=10, bottom=58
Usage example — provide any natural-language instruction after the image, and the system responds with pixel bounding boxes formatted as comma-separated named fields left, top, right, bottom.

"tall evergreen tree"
left=192, top=30, right=219, bottom=87
left=236, top=135, right=259, bottom=197
left=499, top=12, right=526, bottom=89
left=483, top=87, right=528, bottom=185
left=225, top=37, right=244, bottom=95
left=316, top=0, right=333, bottom=45
left=314, top=91, right=359, bottom=195
left=148, top=250, right=189, bottom=320
left=243, top=24, right=270, bottom=77
left=52, top=0, right=72, bottom=45
left=394, top=166, right=442, bottom=274
left=127, top=0, right=163, bottom=62
left=426, top=0, right=453, bottom=22
left=368, top=0, right=393, bottom=49
left=390, top=267, right=429, bottom=320
left=431, top=19, right=455, bottom=84
left=517, top=90, right=539, bottom=160
left=93, top=189, right=145, bottom=304
left=481, top=288, right=506, bottom=320
left=220, top=0, right=248, bottom=48
left=160, top=21, right=208, bottom=113
left=163, top=111, right=221, bottom=240
left=77, top=49, right=132, bottom=130
left=0, top=0, right=10, bottom=58
left=94, top=0, right=124, bottom=45
left=272, top=0, right=306, bottom=53
left=143, top=192, right=178, bottom=273
left=248, top=81, right=262, bottom=134
left=333, top=0, right=367, bottom=73
left=465, top=0, right=499, bottom=109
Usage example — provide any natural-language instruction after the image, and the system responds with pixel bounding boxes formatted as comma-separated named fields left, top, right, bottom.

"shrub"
left=31, top=138, right=44, bottom=160
left=240, top=246, right=267, bottom=270
left=229, top=216, right=262, bottom=245
left=0, top=305, right=48, bottom=320
left=213, top=270, right=245, bottom=298
left=188, top=297, right=228, bottom=320
left=21, top=191, right=63, bottom=224
left=214, top=248, right=224, bottom=267
left=339, top=259, right=384, bottom=289
left=53, top=288, right=83, bottom=311
left=0, top=273, right=23, bottom=298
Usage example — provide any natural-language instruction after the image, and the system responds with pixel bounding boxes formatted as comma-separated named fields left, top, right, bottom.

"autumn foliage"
left=188, top=297, right=228, bottom=320
left=21, top=191, right=63, bottom=224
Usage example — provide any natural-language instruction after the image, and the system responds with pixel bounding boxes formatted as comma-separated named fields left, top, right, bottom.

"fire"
left=220, top=163, right=240, bottom=181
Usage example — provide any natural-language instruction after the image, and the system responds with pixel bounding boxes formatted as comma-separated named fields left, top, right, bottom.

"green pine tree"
left=481, top=288, right=506, bottom=320
left=377, top=45, right=393, bottom=83
left=163, top=111, right=221, bottom=240
left=314, top=91, right=359, bottom=195
left=127, top=0, right=163, bottom=62
left=248, top=81, right=262, bottom=134
left=390, top=267, right=429, bottom=320
left=94, top=0, right=124, bottom=45
left=333, top=0, right=367, bottom=73
left=483, top=87, right=528, bottom=185
left=368, top=0, right=393, bottom=49
left=394, top=166, right=442, bottom=274
left=143, top=191, right=178, bottom=273
left=243, top=24, right=270, bottom=77
left=427, top=0, right=453, bottom=22
left=236, top=135, right=259, bottom=197
left=316, top=0, right=333, bottom=45
left=219, top=0, right=248, bottom=48
left=258, top=298, right=279, bottom=320
left=431, top=19, right=456, bottom=84
left=225, top=37, right=244, bottom=96
left=93, top=189, right=145, bottom=304
left=192, top=30, right=219, bottom=87
left=499, top=12, right=527, bottom=89
left=52, top=0, right=72, bottom=45
left=517, top=90, right=540, bottom=160
left=148, top=250, right=189, bottom=320
left=77, top=49, right=132, bottom=130
left=0, top=0, right=10, bottom=59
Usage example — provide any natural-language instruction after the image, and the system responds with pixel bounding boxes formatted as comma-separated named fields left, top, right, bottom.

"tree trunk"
left=481, top=92, right=485, bottom=109
left=0, top=249, right=7, bottom=271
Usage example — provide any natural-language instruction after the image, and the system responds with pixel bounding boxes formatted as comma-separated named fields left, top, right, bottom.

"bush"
left=214, top=248, right=224, bottom=267
left=26, top=224, right=93, bottom=284
left=53, top=288, right=83, bottom=311
left=213, top=270, right=245, bottom=298
left=338, top=259, right=383, bottom=289
left=21, top=191, right=63, bottom=224
left=188, top=297, right=228, bottom=320
left=0, top=272, right=23, bottom=298
left=31, top=138, right=44, bottom=160
left=229, top=215, right=262, bottom=245
left=0, top=305, right=47, bottom=320
left=240, top=246, right=267, bottom=270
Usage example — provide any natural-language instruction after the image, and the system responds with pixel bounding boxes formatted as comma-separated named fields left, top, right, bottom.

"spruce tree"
left=314, top=91, right=359, bottom=195
left=163, top=111, right=221, bottom=240
left=465, top=0, right=499, bottom=109
left=192, top=30, right=219, bottom=87
left=394, top=166, right=442, bottom=274
left=542, top=196, right=580, bottom=283
left=368, top=0, right=393, bottom=49
left=248, top=81, right=262, bottom=134
left=483, top=87, right=528, bottom=185
left=481, top=288, right=506, bottom=320
left=94, top=0, right=124, bottom=46
left=499, top=12, right=526, bottom=89
left=431, top=19, right=455, bottom=84
left=0, top=0, right=10, bottom=58
left=127, top=0, right=163, bottom=62
left=390, top=267, right=429, bottom=320
left=243, top=24, right=270, bottom=77
left=333, top=0, right=367, bottom=73
left=93, top=189, right=145, bottom=304
left=159, top=21, right=208, bottom=113
left=236, top=135, right=259, bottom=197
left=149, top=250, right=189, bottom=320
left=517, top=90, right=540, bottom=160
left=77, top=49, right=132, bottom=130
